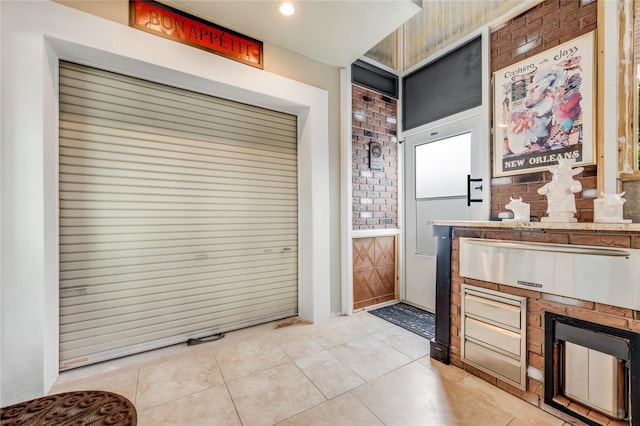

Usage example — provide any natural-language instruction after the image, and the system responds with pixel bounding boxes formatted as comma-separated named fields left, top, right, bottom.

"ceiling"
left=161, top=0, right=422, bottom=67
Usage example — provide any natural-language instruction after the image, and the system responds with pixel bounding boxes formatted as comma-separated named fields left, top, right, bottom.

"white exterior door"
left=404, top=109, right=488, bottom=311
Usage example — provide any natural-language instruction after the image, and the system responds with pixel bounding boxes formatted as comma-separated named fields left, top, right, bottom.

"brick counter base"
left=451, top=227, right=640, bottom=426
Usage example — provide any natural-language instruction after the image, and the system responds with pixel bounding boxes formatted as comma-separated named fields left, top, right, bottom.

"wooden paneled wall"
left=352, top=236, right=397, bottom=310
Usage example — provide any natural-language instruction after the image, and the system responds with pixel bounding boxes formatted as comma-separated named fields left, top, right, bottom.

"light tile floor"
left=50, top=312, right=569, bottom=426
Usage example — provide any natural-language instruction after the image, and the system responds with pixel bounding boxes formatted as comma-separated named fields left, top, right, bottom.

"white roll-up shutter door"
left=59, top=62, right=298, bottom=369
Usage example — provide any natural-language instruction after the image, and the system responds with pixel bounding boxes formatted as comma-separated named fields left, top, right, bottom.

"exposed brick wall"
left=492, top=165, right=597, bottom=221
left=489, top=0, right=598, bottom=221
left=352, top=85, right=398, bottom=230
left=450, top=227, right=640, bottom=425
left=491, top=0, right=597, bottom=71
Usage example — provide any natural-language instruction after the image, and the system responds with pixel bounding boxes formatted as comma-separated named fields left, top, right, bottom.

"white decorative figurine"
left=504, top=197, right=530, bottom=222
left=537, top=158, right=583, bottom=223
left=593, top=192, right=631, bottom=223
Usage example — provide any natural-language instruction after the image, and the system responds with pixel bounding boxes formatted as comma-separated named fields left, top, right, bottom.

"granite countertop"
left=429, top=220, right=640, bottom=232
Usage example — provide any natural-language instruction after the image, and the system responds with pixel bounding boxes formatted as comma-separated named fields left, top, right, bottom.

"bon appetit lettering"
left=130, top=0, right=263, bottom=68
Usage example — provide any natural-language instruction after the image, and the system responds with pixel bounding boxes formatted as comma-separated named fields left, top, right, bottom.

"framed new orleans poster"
left=493, top=31, right=595, bottom=176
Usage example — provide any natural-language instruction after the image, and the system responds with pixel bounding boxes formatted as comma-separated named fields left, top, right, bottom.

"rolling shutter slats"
left=59, top=66, right=293, bottom=127
left=60, top=228, right=296, bottom=246
left=59, top=61, right=298, bottom=368
left=60, top=269, right=296, bottom=302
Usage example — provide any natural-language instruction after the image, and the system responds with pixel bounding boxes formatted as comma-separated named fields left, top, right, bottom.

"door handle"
left=467, top=174, right=483, bottom=206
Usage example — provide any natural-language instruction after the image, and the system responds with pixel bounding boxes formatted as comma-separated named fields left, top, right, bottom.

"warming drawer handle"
left=464, top=239, right=630, bottom=257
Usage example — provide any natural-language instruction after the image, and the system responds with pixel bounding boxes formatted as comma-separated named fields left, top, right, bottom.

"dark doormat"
left=368, top=302, right=435, bottom=340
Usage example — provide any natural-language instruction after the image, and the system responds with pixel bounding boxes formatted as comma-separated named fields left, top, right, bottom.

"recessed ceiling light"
left=278, top=1, right=296, bottom=16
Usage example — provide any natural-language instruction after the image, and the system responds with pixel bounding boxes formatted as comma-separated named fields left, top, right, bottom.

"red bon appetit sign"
left=129, top=0, right=263, bottom=69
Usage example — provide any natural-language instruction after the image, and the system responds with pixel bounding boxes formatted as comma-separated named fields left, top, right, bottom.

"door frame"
left=340, top=28, right=491, bottom=315
left=399, top=27, right=491, bottom=311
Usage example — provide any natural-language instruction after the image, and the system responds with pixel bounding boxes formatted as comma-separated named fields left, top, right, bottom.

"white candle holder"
left=504, top=197, right=530, bottom=222
left=593, top=192, right=631, bottom=223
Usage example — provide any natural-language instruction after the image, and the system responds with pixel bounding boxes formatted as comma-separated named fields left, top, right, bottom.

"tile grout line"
left=134, top=368, right=141, bottom=406
left=347, top=389, right=388, bottom=426
left=209, top=346, right=244, bottom=425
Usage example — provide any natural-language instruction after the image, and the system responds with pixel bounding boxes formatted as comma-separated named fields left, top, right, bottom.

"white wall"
left=0, top=0, right=332, bottom=405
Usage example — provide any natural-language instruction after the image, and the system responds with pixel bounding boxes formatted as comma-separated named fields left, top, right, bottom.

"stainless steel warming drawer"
left=464, top=293, right=521, bottom=329
left=464, top=340, right=522, bottom=383
left=461, top=285, right=527, bottom=389
left=465, top=317, right=521, bottom=356
left=459, top=238, right=640, bottom=310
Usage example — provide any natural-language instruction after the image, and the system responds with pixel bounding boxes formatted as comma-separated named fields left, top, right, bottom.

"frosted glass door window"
left=415, top=133, right=471, bottom=199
